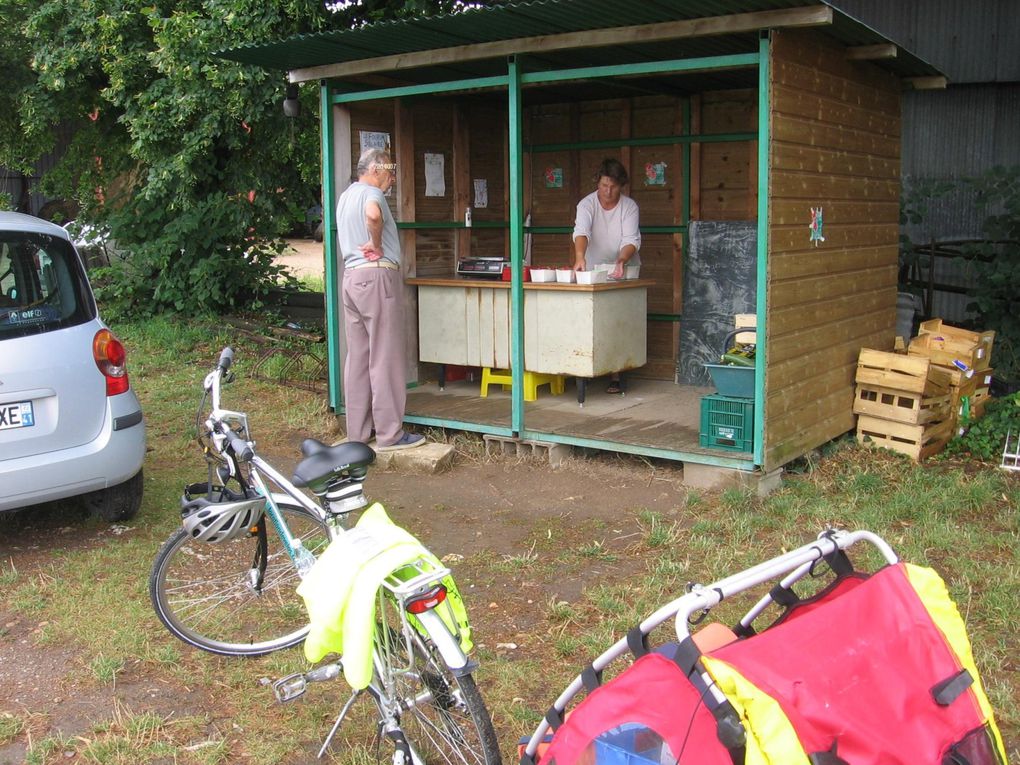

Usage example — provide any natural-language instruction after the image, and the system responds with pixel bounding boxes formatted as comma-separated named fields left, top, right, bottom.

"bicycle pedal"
left=272, top=672, right=308, bottom=703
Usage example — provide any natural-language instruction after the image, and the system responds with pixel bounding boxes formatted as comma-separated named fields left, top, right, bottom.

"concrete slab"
left=682, top=462, right=783, bottom=496
left=371, top=441, right=455, bottom=474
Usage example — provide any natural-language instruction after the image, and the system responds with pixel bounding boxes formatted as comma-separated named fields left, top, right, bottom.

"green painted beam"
left=518, top=429, right=755, bottom=470
left=331, top=75, right=508, bottom=104
left=529, top=132, right=756, bottom=153
left=320, top=83, right=342, bottom=412
left=402, top=414, right=514, bottom=438
left=754, top=34, right=770, bottom=468
left=648, top=313, right=682, bottom=322
left=520, top=53, right=759, bottom=85
left=508, top=56, right=525, bottom=436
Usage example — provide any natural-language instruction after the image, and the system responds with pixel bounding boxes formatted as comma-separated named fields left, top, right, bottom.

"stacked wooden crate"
left=854, top=349, right=955, bottom=460
left=907, top=319, right=995, bottom=433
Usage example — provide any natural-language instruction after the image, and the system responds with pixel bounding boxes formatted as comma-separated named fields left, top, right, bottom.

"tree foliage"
left=1, top=0, right=504, bottom=315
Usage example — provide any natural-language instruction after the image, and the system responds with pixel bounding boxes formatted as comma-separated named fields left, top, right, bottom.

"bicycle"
left=149, top=347, right=502, bottom=764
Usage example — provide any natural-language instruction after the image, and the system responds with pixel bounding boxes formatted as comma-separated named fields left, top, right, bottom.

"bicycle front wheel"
left=374, top=603, right=502, bottom=765
left=149, top=502, right=331, bottom=657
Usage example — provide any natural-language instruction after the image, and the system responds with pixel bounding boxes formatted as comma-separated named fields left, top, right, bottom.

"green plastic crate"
left=703, top=363, right=755, bottom=398
left=699, top=394, right=754, bottom=453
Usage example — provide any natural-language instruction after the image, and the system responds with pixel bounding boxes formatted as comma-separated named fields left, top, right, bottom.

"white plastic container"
left=556, top=269, right=576, bottom=284
left=624, top=265, right=640, bottom=279
left=530, top=268, right=556, bottom=283
left=575, top=269, right=608, bottom=285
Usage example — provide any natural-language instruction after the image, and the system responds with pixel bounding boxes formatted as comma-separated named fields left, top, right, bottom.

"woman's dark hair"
left=595, top=158, right=628, bottom=187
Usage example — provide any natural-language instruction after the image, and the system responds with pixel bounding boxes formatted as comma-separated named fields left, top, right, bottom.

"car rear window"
left=0, top=231, right=95, bottom=340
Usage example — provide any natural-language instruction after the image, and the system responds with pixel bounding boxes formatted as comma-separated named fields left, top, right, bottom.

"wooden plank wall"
left=525, top=96, right=688, bottom=379
left=699, top=89, right=758, bottom=221
left=345, top=92, right=760, bottom=384
left=764, top=28, right=901, bottom=471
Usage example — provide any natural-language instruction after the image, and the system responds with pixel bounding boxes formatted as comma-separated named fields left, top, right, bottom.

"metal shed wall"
left=829, top=0, right=1020, bottom=84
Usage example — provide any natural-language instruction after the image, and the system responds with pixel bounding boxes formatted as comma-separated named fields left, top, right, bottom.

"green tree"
left=2, top=0, right=506, bottom=314
left=963, top=166, right=1020, bottom=383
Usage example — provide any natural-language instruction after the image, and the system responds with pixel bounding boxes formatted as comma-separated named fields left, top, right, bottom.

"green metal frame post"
left=754, top=34, right=770, bottom=466
left=508, top=55, right=525, bottom=435
left=320, top=81, right=342, bottom=412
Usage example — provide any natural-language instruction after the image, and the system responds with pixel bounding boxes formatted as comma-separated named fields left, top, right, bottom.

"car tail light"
left=93, top=329, right=130, bottom=396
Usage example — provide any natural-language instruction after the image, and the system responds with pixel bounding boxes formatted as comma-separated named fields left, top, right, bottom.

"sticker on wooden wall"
left=424, top=153, right=445, bottom=197
left=473, top=179, right=488, bottom=208
left=644, top=161, right=667, bottom=186
left=359, top=130, right=390, bottom=155
left=544, top=166, right=563, bottom=188
left=810, top=206, right=825, bottom=246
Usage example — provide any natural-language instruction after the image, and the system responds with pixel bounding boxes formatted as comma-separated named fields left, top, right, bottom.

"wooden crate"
left=853, top=384, right=951, bottom=425
left=910, top=319, right=995, bottom=371
left=856, top=414, right=954, bottom=461
left=971, top=386, right=992, bottom=419
left=942, top=366, right=994, bottom=421
left=855, top=348, right=950, bottom=395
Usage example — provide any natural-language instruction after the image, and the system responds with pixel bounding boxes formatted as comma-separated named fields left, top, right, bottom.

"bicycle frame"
left=203, top=365, right=339, bottom=574
left=190, top=351, right=488, bottom=762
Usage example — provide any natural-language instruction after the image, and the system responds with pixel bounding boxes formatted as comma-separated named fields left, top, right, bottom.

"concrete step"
left=370, top=440, right=455, bottom=474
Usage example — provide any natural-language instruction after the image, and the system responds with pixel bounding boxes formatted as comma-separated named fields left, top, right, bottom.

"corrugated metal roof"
left=218, top=0, right=943, bottom=84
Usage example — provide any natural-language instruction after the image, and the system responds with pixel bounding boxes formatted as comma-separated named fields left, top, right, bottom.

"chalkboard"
left=679, top=221, right=757, bottom=386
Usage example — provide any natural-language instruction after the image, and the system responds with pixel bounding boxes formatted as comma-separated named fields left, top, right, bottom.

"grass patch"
left=0, top=713, right=24, bottom=744
left=3, top=314, right=1017, bottom=763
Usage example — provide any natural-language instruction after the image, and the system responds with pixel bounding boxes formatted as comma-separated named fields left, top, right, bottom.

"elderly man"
left=335, top=148, right=424, bottom=451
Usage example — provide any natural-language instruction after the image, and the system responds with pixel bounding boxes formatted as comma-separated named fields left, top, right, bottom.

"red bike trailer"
left=519, top=529, right=1007, bottom=765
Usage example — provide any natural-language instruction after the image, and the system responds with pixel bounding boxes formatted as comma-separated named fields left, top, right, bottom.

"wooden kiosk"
left=224, top=0, right=944, bottom=475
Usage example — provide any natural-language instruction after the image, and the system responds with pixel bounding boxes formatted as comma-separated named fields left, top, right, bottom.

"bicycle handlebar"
left=226, top=428, right=254, bottom=462
left=218, top=346, right=234, bottom=372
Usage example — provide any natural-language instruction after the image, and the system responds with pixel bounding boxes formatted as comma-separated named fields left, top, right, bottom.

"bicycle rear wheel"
left=373, top=600, right=502, bottom=765
left=149, top=502, right=331, bottom=657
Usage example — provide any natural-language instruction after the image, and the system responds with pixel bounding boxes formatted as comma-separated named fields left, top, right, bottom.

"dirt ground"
left=277, top=238, right=326, bottom=280
left=0, top=413, right=695, bottom=764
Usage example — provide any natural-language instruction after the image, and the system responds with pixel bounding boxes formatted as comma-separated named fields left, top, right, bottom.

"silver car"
left=0, top=212, right=145, bottom=520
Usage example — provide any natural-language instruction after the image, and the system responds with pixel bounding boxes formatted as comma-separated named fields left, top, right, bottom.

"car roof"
left=0, top=211, right=72, bottom=241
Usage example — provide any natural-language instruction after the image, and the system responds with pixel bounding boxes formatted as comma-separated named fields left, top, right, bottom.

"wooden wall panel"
left=698, top=90, right=755, bottom=221
left=413, top=103, right=454, bottom=223
left=469, top=105, right=508, bottom=261
left=349, top=103, right=396, bottom=213
left=522, top=97, right=687, bottom=379
left=764, top=27, right=902, bottom=472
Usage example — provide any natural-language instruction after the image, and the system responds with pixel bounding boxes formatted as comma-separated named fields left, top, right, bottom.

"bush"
left=944, top=392, right=1020, bottom=462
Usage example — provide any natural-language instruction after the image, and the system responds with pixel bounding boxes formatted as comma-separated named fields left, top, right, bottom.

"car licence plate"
left=0, top=401, right=35, bottom=431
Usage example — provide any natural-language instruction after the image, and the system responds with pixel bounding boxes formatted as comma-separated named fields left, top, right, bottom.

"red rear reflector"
left=406, top=584, right=447, bottom=614
left=93, top=329, right=130, bottom=396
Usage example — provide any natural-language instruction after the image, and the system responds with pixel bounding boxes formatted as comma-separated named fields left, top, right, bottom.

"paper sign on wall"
left=644, top=161, right=667, bottom=186
left=424, top=153, right=445, bottom=197
left=359, top=130, right=390, bottom=155
left=473, top=179, right=488, bottom=208
left=544, top=166, right=563, bottom=188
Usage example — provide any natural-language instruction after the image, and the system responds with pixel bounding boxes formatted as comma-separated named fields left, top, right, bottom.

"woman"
left=571, top=158, right=641, bottom=394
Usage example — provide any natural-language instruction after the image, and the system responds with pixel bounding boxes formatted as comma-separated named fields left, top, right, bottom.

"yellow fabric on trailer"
left=904, top=563, right=1008, bottom=759
left=699, top=656, right=811, bottom=765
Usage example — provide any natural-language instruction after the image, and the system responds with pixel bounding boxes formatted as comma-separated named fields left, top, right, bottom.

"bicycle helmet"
left=180, top=482, right=266, bottom=543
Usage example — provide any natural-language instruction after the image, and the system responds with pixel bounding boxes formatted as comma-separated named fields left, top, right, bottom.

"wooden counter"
left=409, top=277, right=650, bottom=378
